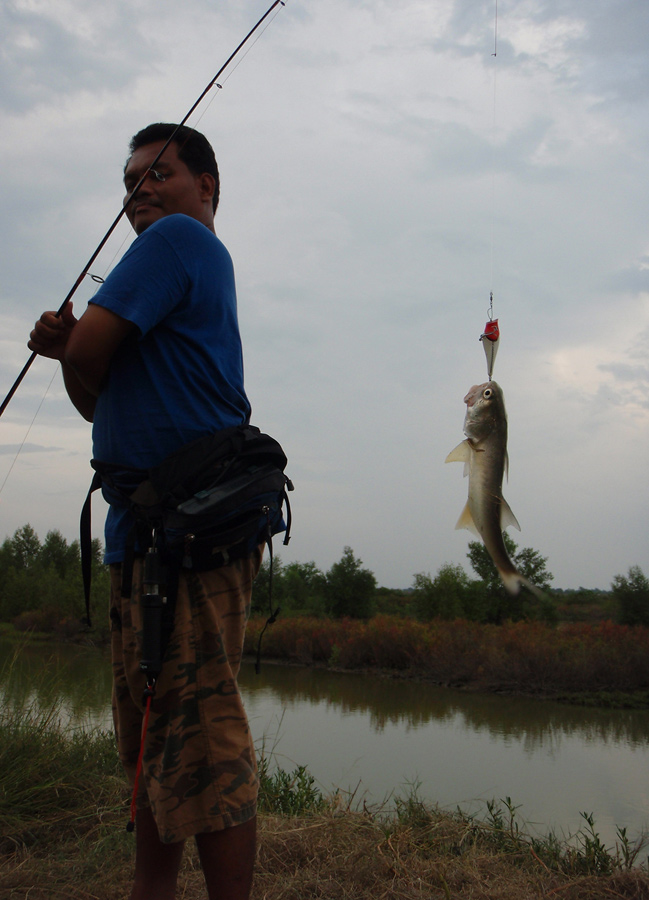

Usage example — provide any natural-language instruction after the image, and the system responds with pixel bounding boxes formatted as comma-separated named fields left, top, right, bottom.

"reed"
left=0, top=680, right=123, bottom=850
left=246, top=614, right=649, bottom=699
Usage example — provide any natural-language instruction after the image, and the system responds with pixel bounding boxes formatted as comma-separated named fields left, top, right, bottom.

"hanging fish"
left=445, top=381, right=544, bottom=598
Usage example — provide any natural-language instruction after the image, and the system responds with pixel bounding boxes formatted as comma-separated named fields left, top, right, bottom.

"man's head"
left=123, top=124, right=220, bottom=235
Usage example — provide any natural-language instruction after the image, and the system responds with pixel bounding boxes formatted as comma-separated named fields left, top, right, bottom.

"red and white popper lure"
left=480, top=313, right=499, bottom=380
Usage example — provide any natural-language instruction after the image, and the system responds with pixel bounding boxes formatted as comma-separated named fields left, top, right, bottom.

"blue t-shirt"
left=90, top=214, right=251, bottom=562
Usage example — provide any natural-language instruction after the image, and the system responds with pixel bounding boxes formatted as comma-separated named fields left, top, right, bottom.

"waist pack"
left=80, top=424, right=293, bottom=626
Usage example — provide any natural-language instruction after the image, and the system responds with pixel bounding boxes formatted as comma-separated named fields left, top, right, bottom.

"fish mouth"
left=464, top=385, right=480, bottom=406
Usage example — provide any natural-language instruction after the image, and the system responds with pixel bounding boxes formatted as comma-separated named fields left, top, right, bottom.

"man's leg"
left=195, top=816, right=257, bottom=900
left=129, top=806, right=185, bottom=900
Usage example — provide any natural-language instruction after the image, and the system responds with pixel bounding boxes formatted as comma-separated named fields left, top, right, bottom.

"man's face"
left=123, top=140, right=213, bottom=235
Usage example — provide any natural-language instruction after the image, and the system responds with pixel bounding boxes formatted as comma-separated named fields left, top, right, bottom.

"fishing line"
left=0, top=366, right=59, bottom=500
left=489, top=0, right=498, bottom=296
left=0, top=225, right=133, bottom=494
left=0, top=0, right=286, bottom=421
left=90, top=4, right=287, bottom=289
left=191, top=3, right=285, bottom=130
left=91, top=0, right=283, bottom=300
left=86, top=3, right=286, bottom=312
left=480, top=0, right=500, bottom=381
left=87, top=221, right=134, bottom=287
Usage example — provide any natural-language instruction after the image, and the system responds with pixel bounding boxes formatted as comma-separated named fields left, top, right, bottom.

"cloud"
left=0, top=1, right=146, bottom=113
left=0, top=0, right=648, bottom=589
left=0, top=443, right=64, bottom=455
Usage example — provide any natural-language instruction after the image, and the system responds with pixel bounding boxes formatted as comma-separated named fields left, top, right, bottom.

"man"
left=29, top=124, right=260, bottom=900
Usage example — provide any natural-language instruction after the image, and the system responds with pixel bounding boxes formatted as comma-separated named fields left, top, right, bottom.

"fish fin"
left=500, top=497, right=521, bottom=532
left=455, top=503, right=481, bottom=537
left=445, top=440, right=472, bottom=465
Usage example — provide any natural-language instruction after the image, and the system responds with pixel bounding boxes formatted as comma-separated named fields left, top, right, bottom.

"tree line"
left=0, top=524, right=646, bottom=636
left=252, top=535, right=552, bottom=624
left=0, top=524, right=108, bottom=635
left=252, top=534, right=648, bottom=627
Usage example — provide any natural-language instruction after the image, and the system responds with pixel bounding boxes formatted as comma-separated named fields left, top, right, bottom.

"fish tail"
left=498, top=570, right=523, bottom=595
left=521, top=577, right=548, bottom=602
left=498, top=569, right=547, bottom=601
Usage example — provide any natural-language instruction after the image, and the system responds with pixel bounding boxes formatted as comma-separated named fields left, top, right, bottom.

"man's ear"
left=198, top=173, right=216, bottom=203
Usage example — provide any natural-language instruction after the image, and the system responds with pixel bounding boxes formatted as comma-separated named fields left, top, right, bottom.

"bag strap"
left=255, top=509, right=280, bottom=674
left=281, top=481, right=293, bottom=546
left=80, top=470, right=103, bottom=628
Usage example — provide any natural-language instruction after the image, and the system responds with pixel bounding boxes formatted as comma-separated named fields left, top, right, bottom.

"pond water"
left=2, top=639, right=648, bottom=849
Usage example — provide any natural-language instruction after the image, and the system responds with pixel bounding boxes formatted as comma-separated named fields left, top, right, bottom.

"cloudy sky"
left=1, top=0, right=647, bottom=591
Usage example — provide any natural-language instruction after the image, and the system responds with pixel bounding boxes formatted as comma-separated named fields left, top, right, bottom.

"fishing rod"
left=0, top=0, right=285, bottom=419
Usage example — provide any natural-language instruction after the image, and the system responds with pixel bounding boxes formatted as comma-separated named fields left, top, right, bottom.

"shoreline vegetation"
left=2, top=529, right=649, bottom=894
left=1, top=525, right=648, bottom=709
left=244, top=615, right=649, bottom=709
left=3, top=610, right=649, bottom=709
left=1, top=701, right=647, bottom=900
left=1, top=524, right=648, bottom=710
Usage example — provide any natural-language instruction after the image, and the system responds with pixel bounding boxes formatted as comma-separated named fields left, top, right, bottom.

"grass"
left=258, top=756, right=326, bottom=816
left=0, top=687, right=124, bottom=854
left=0, top=697, right=648, bottom=900
left=0, top=621, right=54, bottom=643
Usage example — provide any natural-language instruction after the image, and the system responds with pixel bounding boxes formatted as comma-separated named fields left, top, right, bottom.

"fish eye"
left=483, top=388, right=492, bottom=398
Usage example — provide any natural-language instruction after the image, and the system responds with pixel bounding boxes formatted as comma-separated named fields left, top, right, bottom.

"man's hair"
left=126, top=123, right=220, bottom=213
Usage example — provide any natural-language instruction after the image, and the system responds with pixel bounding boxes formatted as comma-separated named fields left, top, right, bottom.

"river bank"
left=246, top=652, right=649, bottom=711
left=1, top=712, right=647, bottom=900
left=245, top=614, right=649, bottom=708
left=4, top=615, right=649, bottom=709
left=4, top=635, right=648, bottom=853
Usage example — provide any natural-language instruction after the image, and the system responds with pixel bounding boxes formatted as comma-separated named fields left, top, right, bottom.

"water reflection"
left=2, top=641, right=648, bottom=846
left=239, top=662, right=649, bottom=751
left=0, top=640, right=113, bottom=729
left=240, top=661, right=649, bottom=846
left=4, top=641, right=647, bottom=754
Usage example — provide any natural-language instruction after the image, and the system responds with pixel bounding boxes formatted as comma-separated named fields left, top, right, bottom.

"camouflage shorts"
left=110, top=548, right=262, bottom=844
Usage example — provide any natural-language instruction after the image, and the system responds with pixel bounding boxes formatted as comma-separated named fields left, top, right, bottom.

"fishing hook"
left=0, top=0, right=285, bottom=419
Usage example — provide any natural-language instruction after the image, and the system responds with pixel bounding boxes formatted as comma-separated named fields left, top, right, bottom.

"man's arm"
left=29, top=302, right=135, bottom=422
left=65, top=303, right=136, bottom=396
left=60, top=361, right=99, bottom=422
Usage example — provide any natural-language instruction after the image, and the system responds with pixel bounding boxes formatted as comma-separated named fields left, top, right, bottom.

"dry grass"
left=252, top=811, right=649, bottom=900
left=1, top=805, right=648, bottom=900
